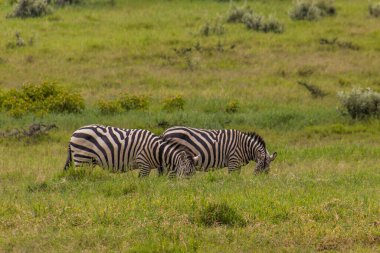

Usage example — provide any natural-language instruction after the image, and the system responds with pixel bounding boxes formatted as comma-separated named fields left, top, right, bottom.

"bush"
left=196, top=202, right=246, bottom=227
left=0, top=82, right=84, bottom=117
left=162, top=95, right=185, bottom=112
left=119, top=95, right=149, bottom=111
left=96, top=100, right=123, bottom=114
left=369, top=2, right=380, bottom=17
left=315, top=0, right=336, bottom=16
left=225, top=100, right=240, bottom=113
left=242, top=13, right=284, bottom=33
left=96, top=95, right=149, bottom=114
left=8, top=0, right=52, bottom=18
left=290, top=0, right=336, bottom=21
left=338, top=88, right=380, bottom=119
left=226, top=5, right=253, bottom=23
left=199, top=19, right=225, bottom=36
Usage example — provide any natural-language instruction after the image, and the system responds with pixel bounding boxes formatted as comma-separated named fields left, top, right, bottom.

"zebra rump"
left=162, top=126, right=277, bottom=173
left=64, top=124, right=199, bottom=177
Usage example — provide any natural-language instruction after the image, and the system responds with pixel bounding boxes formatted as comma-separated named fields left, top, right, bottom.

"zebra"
left=64, top=124, right=199, bottom=177
left=162, top=126, right=277, bottom=174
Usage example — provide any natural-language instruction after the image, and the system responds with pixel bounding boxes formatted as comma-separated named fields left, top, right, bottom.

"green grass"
left=0, top=0, right=380, bottom=252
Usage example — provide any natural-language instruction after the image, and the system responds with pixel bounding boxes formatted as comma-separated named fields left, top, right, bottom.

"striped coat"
left=163, top=126, right=277, bottom=173
left=64, top=125, right=199, bottom=177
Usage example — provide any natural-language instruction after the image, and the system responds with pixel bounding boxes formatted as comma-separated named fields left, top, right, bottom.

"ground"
left=0, top=0, right=379, bottom=252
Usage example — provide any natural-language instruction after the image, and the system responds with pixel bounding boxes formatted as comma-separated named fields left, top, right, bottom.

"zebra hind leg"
left=63, top=144, right=72, bottom=171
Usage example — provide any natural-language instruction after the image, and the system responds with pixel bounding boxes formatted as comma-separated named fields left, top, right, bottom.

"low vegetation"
left=7, top=0, right=52, bottom=18
left=298, top=80, right=327, bottom=98
left=96, top=95, right=148, bottom=114
left=162, top=95, right=185, bottom=112
left=369, top=2, right=380, bottom=17
left=290, top=0, right=336, bottom=21
left=0, top=83, right=84, bottom=117
left=338, top=88, right=380, bottom=119
left=0, top=0, right=379, bottom=251
left=226, top=4, right=284, bottom=33
left=199, top=18, right=225, bottom=37
left=195, top=202, right=246, bottom=227
left=225, top=100, right=240, bottom=113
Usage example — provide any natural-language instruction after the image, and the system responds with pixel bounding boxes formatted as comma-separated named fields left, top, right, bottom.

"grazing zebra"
left=162, top=126, right=277, bottom=174
left=64, top=125, right=199, bottom=177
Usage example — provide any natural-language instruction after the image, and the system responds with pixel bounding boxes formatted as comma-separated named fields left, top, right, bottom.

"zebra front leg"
left=227, top=157, right=241, bottom=174
left=136, top=160, right=152, bottom=177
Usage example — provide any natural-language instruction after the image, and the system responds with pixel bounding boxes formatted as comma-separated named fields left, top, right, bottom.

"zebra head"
left=175, top=151, right=200, bottom=177
left=255, top=151, right=277, bottom=174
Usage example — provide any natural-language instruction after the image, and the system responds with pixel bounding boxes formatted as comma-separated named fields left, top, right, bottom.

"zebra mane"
left=243, top=131, right=266, bottom=149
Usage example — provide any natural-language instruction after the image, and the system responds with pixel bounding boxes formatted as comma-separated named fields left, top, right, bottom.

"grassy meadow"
left=0, top=0, right=380, bottom=251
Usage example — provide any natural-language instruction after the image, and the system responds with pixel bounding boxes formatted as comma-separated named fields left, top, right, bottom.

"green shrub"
left=290, top=0, right=336, bottom=21
left=199, top=19, right=225, bottom=36
left=315, top=0, right=336, bottom=16
left=196, top=202, right=246, bottom=227
left=96, top=100, right=123, bottom=114
left=119, top=95, right=149, bottom=111
left=162, top=95, right=185, bottom=112
left=0, top=82, right=84, bottom=117
left=8, top=0, right=52, bottom=18
left=338, top=88, right=380, bottom=119
left=369, top=2, right=380, bottom=17
left=242, top=13, right=284, bottom=33
left=96, top=95, right=148, bottom=114
left=225, top=100, right=240, bottom=113
left=226, top=5, right=252, bottom=23
left=290, top=1, right=321, bottom=20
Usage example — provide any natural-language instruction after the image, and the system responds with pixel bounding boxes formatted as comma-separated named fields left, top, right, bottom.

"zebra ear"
left=270, top=152, right=277, bottom=161
left=193, top=155, right=200, bottom=163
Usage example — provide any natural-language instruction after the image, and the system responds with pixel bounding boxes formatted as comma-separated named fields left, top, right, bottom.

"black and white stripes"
left=162, top=126, right=277, bottom=173
left=64, top=125, right=199, bottom=177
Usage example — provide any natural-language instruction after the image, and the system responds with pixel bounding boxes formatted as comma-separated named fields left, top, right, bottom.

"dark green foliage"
left=298, top=81, right=327, bottom=98
left=225, top=100, right=239, bottom=113
left=369, top=3, right=380, bottom=17
left=0, top=82, right=84, bottom=118
left=290, top=0, right=336, bottom=21
left=8, top=0, right=52, bottom=18
left=162, top=95, right=185, bottom=112
left=338, top=88, right=380, bottom=119
left=196, top=202, right=246, bottom=227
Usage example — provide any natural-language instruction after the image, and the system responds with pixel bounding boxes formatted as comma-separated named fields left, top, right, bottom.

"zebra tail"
left=63, top=143, right=72, bottom=171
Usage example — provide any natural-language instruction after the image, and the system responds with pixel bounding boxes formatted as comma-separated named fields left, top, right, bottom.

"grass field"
left=0, top=0, right=379, bottom=252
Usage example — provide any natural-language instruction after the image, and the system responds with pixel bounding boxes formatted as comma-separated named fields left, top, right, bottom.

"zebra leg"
left=227, top=157, right=241, bottom=174
left=63, top=144, right=72, bottom=171
left=136, top=159, right=151, bottom=177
